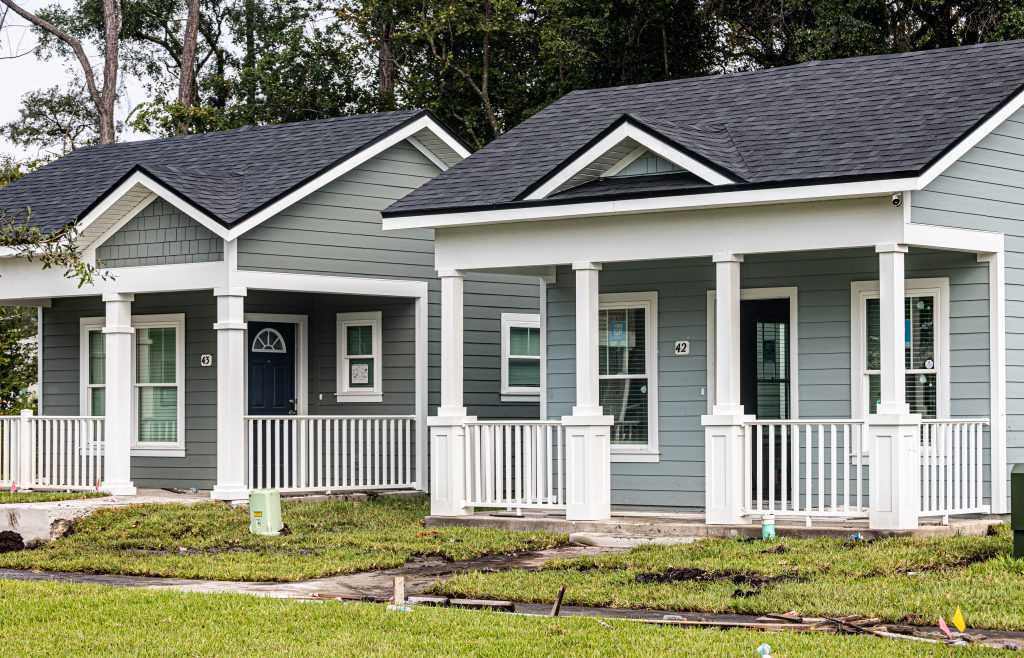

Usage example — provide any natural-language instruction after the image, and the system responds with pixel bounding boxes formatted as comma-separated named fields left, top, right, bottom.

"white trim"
left=526, top=123, right=734, bottom=200
left=539, top=278, right=548, bottom=420
left=79, top=317, right=106, bottom=418
left=83, top=192, right=158, bottom=262
left=599, top=291, right=660, bottom=461
left=226, top=116, right=469, bottom=240
left=850, top=278, right=950, bottom=420
left=36, top=305, right=44, bottom=413
left=131, top=313, right=186, bottom=453
left=244, top=313, right=309, bottom=416
left=336, top=310, right=383, bottom=403
left=706, top=287, right=799, bottom=418
left=500, top=312, right=541, bottom=400
left=903, top=223, right=1004, bottom=254
left=600, top=145, right=648, bottom=178
left=407, top=136, right=449, bottom=171
left=414, top=295, right=428, bottom=491
left=979, top=252, right=1007, bottom=513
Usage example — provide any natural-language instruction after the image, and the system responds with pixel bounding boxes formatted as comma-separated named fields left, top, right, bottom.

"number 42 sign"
left=674, top=340, right=690, bottom=356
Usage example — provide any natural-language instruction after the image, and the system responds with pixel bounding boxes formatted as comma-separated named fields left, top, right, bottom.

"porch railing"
left=919, top=419, right=990, bottom=517
left=744, top=420, right=868, bottom=519
left=0, top=413, right=105, bottom=491
left=463, top=420, right=566, bottom=512
left=245, top=415, right=417, bottom=492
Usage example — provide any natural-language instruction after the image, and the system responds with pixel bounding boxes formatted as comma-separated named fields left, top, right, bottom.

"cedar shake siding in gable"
left=96, top=198, right=224, bottom=268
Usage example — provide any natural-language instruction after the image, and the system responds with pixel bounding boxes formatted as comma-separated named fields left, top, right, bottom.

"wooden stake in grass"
left=393, top=576, right=405, bottom=605
left=550, top=585, right=567, bottom=618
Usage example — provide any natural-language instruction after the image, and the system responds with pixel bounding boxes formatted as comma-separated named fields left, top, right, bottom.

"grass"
left=0, top=491, right=108, bottom=504
left=0, top=579, right=1003, bottom=657
left=0, top=495, right=564, bottom=581
left=432, top=524, right=1024, bottom=631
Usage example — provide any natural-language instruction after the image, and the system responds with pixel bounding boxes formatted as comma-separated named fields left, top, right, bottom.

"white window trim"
left=337, top=311, right=383, bottom=403
left=501, top=313, right=541, bottom=401
left=80, top=314, right=186, bottom=457
left=600, top=291, right=659, bottom=462
left=850, top=278, right=950, bottom=421
left=706, top=287, right=799, bottom=418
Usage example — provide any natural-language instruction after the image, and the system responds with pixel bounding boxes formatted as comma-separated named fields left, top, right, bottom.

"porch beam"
left=211, top=287, right=249, bottom=501
left=101, top=293, right=137, bottom=496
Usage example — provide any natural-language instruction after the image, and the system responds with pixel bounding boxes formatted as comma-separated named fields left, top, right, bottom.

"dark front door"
left=740, top=299, right=791, bottom=501
left=248, top=322, right=296, bottom=488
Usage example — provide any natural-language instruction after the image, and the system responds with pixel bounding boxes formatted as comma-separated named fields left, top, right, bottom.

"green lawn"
left=0, top=491, right=108, bottom=504
left=433, top=525, right=1024, bottom=631
left=0, top=579, right=1001, bottom=657
left=0, top=496, right=564, bottom=581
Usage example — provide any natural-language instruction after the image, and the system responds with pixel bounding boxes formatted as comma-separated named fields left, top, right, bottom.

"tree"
left=1, top=0, right=121, bottom=143
left=1, top=85, right=99, bottom=157
left=0, top=306, right=36, bottom=413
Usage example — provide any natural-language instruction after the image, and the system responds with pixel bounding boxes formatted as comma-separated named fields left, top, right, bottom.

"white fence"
left=463, top=421, right=566, bottom=512
left=246, top=415, right=417, bottom=492
left=744, top=420, right=868, bottom=519
left=0, top=413, right=104, bottom=491
left=919, top=419, right=990, bottom=517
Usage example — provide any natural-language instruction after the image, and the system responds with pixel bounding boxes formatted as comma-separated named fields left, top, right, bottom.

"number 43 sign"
left=674, top=340, right=690, bottom=356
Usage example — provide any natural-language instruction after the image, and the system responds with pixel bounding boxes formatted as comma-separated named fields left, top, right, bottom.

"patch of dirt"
left=0, top=530, right=24, bottom=553
left=634, top=567, right=801, bottom=598
left=760, top=544, right=787, bottom=555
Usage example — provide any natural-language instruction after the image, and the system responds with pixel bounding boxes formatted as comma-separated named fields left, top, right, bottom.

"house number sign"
left=674, top=340, right=691, bottom=356
left=200, top=354, right=213, bottom=367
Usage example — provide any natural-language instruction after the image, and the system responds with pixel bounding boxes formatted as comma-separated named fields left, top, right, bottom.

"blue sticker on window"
left=609, top=320, right=628, bottom=347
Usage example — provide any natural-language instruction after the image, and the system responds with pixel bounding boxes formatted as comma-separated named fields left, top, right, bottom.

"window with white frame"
left=501, top=314, right=541, bottom=398
left=337, top=311, right=383, bottom=402
left=853, top=280, right=948, bottom=419
left=599, top=292, right=658, bottom=458
left=80, top=314, right=185, bottom=451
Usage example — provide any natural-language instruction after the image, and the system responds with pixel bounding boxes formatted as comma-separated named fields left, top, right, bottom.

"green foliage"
left=0, top=490, right=107, bottom=503
left=0, top=306, right=37, bottom=414
left=0, top=85, right=99, bottom=158
left=0, top=495, right=565, bottom=581
left=0, top=211, right=110, bottom=288
left=434, top=525, right=1024, bottom=630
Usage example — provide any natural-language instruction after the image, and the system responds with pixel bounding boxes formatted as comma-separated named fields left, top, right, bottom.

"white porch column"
left=869, top=244, right=921, bottom=530
left=211, top=287, right=249, bottom=500
left=101, top=293, right=137, bottom=495
left=563, top=262, right=613, bottom=522
left=980, top=252, right=1008, bottom=513
left=428, top=270, right=474, bottom=516
left=702, top=254, right=750, bottom=525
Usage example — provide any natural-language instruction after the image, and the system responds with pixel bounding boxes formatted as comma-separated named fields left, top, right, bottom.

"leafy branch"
left=0, top=210, right=112, bottom=287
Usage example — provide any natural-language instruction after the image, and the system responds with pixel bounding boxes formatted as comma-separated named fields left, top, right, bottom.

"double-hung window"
left=853, top=279, right=948, bottom=419
left=337, top=311, right=383, bottom=402
left=80, top=314, right=185, bottom=454
left=599, top=292, right=659, bottom=460
left=501, top=314, right=541, bottom=400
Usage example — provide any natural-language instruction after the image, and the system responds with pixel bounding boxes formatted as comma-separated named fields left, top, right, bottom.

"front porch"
left=427, top=222, right=1008, bottom=531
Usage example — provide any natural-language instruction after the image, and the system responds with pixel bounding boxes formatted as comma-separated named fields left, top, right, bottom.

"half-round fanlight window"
left=252, top=328, right=287, bottom=354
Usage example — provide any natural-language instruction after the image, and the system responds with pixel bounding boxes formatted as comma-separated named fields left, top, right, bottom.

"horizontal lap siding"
left=913, top=106, right=1024, bottom=499
left=548, top=249, right=987, bottom=511
left=96, top=198, right=223, bottom=267
left=237, top=141, right=539, bottom=419
left=41, top=292, right=217, bottom=489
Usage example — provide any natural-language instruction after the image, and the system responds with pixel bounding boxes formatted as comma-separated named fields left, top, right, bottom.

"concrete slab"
left=426, top=511, right=1006, bottom=540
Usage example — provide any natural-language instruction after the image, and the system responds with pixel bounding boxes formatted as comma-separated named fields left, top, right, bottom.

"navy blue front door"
left=248, top=322, right=296, bottom=416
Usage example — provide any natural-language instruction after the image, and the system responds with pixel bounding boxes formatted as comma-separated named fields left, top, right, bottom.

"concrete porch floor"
left=425, top=510, right=1007, bottom=542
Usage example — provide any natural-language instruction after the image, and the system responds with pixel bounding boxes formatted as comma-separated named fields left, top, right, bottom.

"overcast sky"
left=1, top=0, right=148, bottom=160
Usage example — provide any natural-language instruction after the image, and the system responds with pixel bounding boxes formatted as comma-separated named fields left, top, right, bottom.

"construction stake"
left=393, top=576, right=405, bottom=605
left=550, top=585, right=567, bottom=618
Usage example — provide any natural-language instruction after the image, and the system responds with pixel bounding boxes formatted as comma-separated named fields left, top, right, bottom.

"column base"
left=211, top=485, right=251, bottom=501
left=701, top=413, right=754, bottom=526
left=100, top=481, right=137, bottom=496
left=563, top=415, right=613, bottom=522
left=429, top=415, right=475, bottom=517
left=868, top=413, right=922, bottom=531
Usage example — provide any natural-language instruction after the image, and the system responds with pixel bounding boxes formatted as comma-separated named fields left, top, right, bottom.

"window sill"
left=336, top=393, right=383, bottom=403
left=501, top=393, right=541, bottom=403
left=131, top=447, right=186, bottom=458
left=611, top=451, right=660, bottom=463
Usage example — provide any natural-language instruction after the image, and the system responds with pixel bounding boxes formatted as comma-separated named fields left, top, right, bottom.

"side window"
left=501, top=314, right=540, bottom=398
left=862, top=293, right=938, bottom=418
left=337, top=311, right=383, bottom=402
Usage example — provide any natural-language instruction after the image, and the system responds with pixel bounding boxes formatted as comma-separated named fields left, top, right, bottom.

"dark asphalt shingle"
left=386, top=41, right=1024, bottom=216
left=0, top=110, right=429, bottom=231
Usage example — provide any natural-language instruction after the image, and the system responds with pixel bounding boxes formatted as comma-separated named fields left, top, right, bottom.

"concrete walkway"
left=0, top=543, right=618, bottom=600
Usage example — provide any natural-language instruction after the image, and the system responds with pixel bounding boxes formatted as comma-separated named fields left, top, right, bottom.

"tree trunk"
left=177, top=0, right=201, bottom=135
left=378, top=13, right=396, bottom=107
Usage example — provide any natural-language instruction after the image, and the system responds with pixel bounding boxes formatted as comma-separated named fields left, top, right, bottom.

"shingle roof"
left=0, top=109, right=432, bottom=231
left=386, top=40, right=1024, bottom=217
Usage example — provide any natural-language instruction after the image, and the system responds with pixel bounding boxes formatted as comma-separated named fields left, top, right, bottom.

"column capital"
left=213, top=286, right=247, bottom=298
left=572, top=261, right=602, bottom=271
left=102, top=292, right=135, bottom=303
left=436, top=268, right=464, bottom=279
left=875, top=243, right=908, bottom=254
left=712, top=253, right=743, bottom=263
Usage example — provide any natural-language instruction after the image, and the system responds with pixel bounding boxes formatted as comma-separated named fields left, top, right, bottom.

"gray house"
left=384, top=41, right=1024, bottom=530
left=0, top=110, right=541, bottom=498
